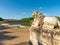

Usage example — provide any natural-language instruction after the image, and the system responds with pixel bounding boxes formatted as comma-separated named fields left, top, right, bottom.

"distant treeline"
left=0, top=16, right=60, bottom=22
left=0, top=16, right=60, bottom=26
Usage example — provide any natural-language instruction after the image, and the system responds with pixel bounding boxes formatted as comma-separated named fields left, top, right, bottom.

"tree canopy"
left=20, top=17, right=33, bottom=22
left=0, top=17, right=3, bottom=21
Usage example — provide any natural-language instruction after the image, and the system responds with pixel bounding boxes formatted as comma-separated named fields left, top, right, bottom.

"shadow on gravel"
left=0, top=41, right=4, bottom=45
left=0, top=26, right=9, bottom=30
left=0, top=31, right=18, bottom=45
left=0, top=31, right=18, bottom=41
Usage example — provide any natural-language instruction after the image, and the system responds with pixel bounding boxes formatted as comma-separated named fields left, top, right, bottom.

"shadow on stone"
left=29, top=41, right=43, bottom=45
left=38, top=42, right=43, bottom=45
left=29, top=41, right=32, bottom=45
left=14, top=41, right=43, bottom=45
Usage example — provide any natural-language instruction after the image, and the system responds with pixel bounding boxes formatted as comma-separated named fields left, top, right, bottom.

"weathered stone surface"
left=43, top=17, right=60, bottom=29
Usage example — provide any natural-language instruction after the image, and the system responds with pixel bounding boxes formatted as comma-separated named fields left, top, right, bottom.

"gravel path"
left=0, top=26, right=30, bottom=45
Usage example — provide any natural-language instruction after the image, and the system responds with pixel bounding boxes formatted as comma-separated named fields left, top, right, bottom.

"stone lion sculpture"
left=29, top=11, right=60, bottom=45
left=29, top=11, right=44, bottom=45
left=31, top=11, right=44, bottom=28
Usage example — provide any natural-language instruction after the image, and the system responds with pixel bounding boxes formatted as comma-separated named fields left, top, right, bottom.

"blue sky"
left=0, top=0, right=60, bottom=19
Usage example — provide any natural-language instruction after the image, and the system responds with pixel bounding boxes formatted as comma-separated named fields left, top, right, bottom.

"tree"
left=0, top=17, right=3, bottom=21
left=20, top=17, right=33, bottom=26
left=20, top=17, right=33, bottom=22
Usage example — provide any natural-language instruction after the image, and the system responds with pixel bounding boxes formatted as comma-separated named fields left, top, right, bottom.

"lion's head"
left=32, top=11, right=43, bottom=19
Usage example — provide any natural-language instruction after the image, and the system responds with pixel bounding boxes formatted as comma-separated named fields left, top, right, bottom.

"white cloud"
left=43, top=12, right=48, bottom=16
left=23, top=12, right=26, bottom=15
left=39, top=7, right=42, bottom=9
